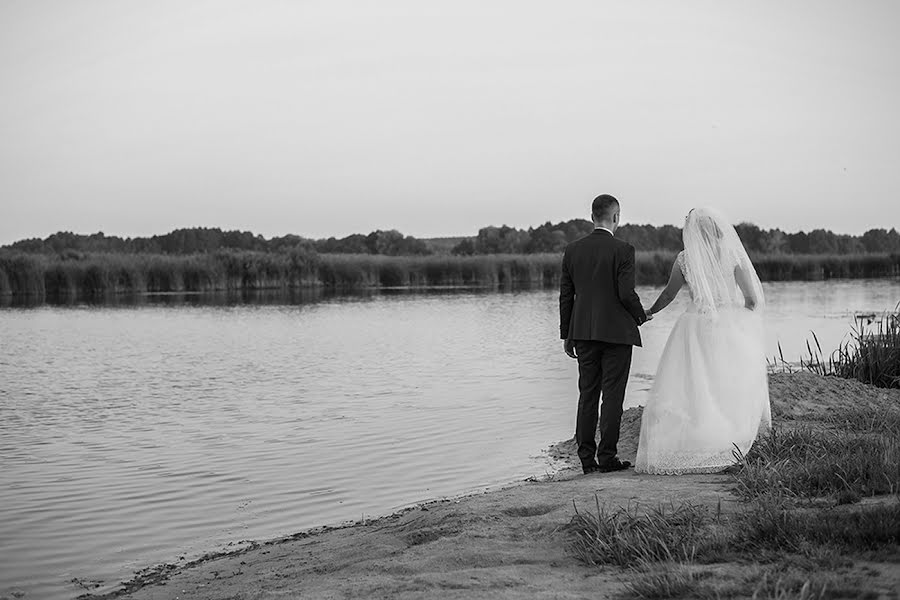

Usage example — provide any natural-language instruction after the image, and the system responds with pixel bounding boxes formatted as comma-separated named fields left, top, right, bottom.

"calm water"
left=1, top=280, right=898, bottom=599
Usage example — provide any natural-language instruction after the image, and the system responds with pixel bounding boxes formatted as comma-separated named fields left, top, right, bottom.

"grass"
left=620, top=561, right=877, bottom=600
left=569, top=496, right=900, bottom=599
left=746, top=568, right=878, bottom=600
left=802, top=308, right=900, bottom=389
left=738, top=493, right=900, bottom=552
left=568, top=500, right=721, bottom=599
left=773, top=305, right=900, bottom=389
left=569, top=499, right=724, bottom=566
left=623, top=560, right=700, bottom=599
left=732, top=424, right=900, bottom=502
left=568, top=400, right=900, bottom=599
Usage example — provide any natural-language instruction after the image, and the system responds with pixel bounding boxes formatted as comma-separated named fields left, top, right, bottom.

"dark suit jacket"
left=559, top=229, right=647, bottom=346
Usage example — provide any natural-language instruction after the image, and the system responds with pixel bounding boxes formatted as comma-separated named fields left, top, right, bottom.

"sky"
left=1, top=1, right=899, bottom=244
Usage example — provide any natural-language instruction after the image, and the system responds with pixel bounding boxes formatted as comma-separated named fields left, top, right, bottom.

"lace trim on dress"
left=636, top=450, right=739, bottom=475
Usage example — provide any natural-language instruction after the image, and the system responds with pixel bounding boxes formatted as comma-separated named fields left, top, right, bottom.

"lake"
left=1, top=279, right=898, bottom=599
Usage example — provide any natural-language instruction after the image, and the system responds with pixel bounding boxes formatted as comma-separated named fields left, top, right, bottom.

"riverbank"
left=2, top=250, right=898, bottom=302
left=86, top=372, right=900, bottom=600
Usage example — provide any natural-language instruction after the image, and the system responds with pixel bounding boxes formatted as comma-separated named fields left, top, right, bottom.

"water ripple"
left=2, top=281, right=899, bottom=599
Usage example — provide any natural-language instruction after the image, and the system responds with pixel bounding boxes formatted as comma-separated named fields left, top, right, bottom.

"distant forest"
left=4, top=219, right=900, bottom=257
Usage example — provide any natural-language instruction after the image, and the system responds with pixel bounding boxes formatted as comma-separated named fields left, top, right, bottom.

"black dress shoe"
left=582, top=462, right=601, bottom=474
left=597, top=458, right=631, bottom=473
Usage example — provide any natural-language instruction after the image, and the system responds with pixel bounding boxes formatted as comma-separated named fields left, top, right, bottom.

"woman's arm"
left=648, top=260, right=685, bottom=315
left=734, top=264, right=758, bottom=310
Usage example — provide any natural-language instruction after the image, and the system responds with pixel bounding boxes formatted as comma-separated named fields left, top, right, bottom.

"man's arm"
left=559, top=248, right=575, bottom=340
left=617, top=244, right=648, bottom=325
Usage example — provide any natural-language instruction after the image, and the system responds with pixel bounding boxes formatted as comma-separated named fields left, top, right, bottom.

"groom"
left=560, top=194, right=649, bottom=474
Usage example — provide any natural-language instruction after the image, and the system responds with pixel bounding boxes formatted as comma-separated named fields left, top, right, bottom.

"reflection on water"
left=0, top=279, right=898, bottom=599
left=1, top=285, right=365, bottom=308
left=0, top=284, right=545, bottom=309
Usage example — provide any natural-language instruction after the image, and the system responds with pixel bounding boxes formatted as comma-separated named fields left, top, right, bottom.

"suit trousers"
left=573, top=340, right=633, bottom=467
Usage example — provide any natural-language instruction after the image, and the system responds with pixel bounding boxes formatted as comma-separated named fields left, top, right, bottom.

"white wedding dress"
left=635, top=209, right=772, bottom=475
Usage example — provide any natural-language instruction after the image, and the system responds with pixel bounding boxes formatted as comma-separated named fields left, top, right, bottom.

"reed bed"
left=0, top=249, right=320, bottom=300
left=0, top=253, right=45, bottom=297
left=0, top=251, right=567, bottom=300
left=1, top=250, right=898, bottom=301
left=751, top=253, right=900, bottom=281
left=316, top=253, right=564, bottom=289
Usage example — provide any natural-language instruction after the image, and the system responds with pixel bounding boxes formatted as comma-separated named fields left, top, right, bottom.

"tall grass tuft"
left=803, top=307, right=900, bottom=389
left=568, top=497, right=725, bottom=566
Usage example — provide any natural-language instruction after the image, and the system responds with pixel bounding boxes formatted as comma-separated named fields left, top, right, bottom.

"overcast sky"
left=1, top=1, right=898, bottom=244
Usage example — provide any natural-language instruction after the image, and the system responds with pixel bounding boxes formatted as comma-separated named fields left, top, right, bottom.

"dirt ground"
left=96, top=373, right=900, bottom=600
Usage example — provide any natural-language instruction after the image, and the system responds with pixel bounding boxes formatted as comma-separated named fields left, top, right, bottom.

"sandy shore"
left=96, top=372, right=900, bottom=600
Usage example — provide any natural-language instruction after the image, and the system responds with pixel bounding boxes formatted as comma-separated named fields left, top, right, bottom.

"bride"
left=635, top=207, right=772, bottom=475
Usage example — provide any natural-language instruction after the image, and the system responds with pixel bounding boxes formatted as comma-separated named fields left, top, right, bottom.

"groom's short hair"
left=592, top=194, right=619, bottom=221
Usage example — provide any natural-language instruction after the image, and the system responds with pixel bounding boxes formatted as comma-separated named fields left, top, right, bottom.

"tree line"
left=4, top=221, right=899, bottom=257
left=451, top=220, right=900, bottom=255
left=4, top=228, right=429, bottom=257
